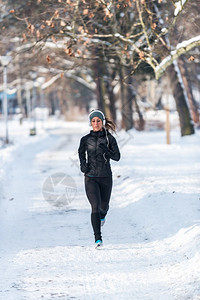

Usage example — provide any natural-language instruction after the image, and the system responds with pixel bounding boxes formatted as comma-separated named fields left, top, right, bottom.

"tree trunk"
left=119, top=66, right=134, bottom=131
left=93, top=50, right=106, bottom=112
left=178, top=57, right=199, bottom=124
left=106, top=69, right=117, bottom=123
left=119, top=67, right=125, bottom=129
left=134, top=97, right=145, bottom=131
left=125, top=68, right=134, bottom=131
left=152, top=2, right=195, bottom=136
left=107, top=81, right=116, bottom=122
left=167, top=64, right=194, bottom=136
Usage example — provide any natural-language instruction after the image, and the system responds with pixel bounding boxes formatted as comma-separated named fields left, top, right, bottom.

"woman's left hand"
left=99, top=143, right=109, bottom=153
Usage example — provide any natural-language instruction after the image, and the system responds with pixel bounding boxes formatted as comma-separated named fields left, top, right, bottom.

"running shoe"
left=95, top=240, right=103, bottom=249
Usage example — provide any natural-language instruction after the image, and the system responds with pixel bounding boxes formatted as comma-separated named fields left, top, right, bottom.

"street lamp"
left=0, top=55, right=12, bottom=144
left=29, top=71, right=37, bottom=136
left=25, top=81, right=33, bottom=120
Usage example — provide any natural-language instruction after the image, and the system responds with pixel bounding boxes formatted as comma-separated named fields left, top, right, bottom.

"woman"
left=78, top=109, right=120, bottom=248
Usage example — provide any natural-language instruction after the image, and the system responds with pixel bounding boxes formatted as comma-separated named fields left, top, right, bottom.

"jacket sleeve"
left=78, top=137, right=88, bottom=173
left=106, top=135, right=120, bottom=161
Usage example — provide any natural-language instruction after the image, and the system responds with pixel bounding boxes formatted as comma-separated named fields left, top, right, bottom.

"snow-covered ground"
left=0, top=118, right=200, bottom=300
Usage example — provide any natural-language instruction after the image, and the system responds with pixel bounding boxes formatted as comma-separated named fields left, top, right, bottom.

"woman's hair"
left=105, top=117, right=116, bottom=133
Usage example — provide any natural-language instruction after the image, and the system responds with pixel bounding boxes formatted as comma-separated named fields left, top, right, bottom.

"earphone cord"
left=104, top=126, right=109, bottom=148
left=103, top=127, right=109, bottom=163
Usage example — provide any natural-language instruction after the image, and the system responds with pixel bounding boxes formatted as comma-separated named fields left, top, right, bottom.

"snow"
left=173, top=60, right=191, bottom=114
left=161, top=28, right=167, bottom=33
left=175, top=35, right=200, bottom=51
left=0, top=118, right=200, bottom=299
left=174, top=0, right=187, bottom=16
left=154, top=35, right=200, bottom=79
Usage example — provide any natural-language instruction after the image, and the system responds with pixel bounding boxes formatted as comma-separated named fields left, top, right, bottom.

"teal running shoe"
left=95, top=240, right=103, bottom=249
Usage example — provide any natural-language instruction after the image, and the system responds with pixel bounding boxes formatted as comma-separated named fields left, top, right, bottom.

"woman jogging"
left=78, top=109, right=120, bottom=248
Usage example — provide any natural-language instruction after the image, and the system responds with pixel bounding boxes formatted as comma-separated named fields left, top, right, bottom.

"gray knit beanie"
left=89, top=110, right=105, bottom=123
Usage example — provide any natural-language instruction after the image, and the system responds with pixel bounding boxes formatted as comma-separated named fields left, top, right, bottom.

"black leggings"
left=85, top=176, right=113, bottom=242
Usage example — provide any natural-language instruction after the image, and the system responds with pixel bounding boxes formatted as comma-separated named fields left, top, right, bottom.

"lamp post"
left=29, top=72, right=37, bottom=136
left=25, top=81, right=33, bottom=120
left=0, top=55, right=12, bottom=144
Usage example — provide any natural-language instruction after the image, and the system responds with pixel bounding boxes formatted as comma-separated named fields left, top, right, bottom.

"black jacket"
left=78, top=129, right=120, bottom=177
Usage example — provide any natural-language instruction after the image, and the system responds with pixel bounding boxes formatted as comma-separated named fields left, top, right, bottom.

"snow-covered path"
left=0, top=120, right=200, bottom=300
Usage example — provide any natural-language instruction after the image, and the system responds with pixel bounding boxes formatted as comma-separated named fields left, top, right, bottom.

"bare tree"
left=1, top=0, right=199, bottom=134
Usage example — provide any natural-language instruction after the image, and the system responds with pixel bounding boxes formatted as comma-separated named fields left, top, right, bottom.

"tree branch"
left=154, top=35, right=200, bottom=79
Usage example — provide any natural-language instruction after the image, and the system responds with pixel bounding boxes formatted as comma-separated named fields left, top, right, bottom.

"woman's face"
left=91, top=117, right=103, bottom=131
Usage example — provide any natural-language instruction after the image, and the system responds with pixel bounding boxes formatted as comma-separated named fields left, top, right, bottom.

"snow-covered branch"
left=174, top=0, right=190, bottom=17
left=42, top=72, right=96, bottom=91
left=154, top=35, right=200, bottom=80
left=41, top=74, right=61, bottom=90
left=64, top=73, right=96, bottom=91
